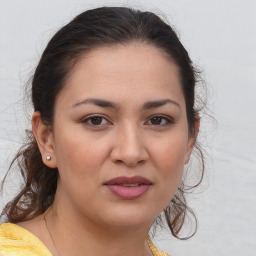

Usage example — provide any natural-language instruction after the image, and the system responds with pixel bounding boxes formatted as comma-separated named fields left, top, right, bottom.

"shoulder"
left=147, top=236, right=172, bottom=256
left=0, top=223, right=52, bottom=256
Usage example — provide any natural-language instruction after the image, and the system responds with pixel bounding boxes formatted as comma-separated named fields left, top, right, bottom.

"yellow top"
left=0, top=223, right=170, bottom=256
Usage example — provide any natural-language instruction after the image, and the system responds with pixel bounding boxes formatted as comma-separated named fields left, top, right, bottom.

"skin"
left=19, top=43, right=199, bottom=256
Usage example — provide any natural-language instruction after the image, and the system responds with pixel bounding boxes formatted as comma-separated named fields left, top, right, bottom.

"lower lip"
left=105, top=184, right=151, bottom=200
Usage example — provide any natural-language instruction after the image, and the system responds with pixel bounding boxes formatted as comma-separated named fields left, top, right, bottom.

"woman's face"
left=47, top=44, right=195, bottom=229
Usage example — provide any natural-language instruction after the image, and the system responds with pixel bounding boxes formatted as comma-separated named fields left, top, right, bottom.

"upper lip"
left=104, top=176, right=152, bottom=185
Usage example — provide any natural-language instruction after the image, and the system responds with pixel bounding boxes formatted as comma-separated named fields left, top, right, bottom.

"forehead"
left=57, top=43, right=185, bottom=108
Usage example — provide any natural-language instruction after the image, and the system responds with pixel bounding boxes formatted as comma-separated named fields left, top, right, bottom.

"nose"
left=110, top=125, right=149, bottom=167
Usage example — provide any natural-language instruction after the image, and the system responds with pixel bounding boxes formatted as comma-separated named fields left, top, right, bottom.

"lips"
left=104, top=176, right=152, bottom=200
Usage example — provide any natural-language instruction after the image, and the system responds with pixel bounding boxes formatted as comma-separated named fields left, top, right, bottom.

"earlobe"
left=32, top=111, right=57, bottom=168
left=184, top=116, right=200, bottom=164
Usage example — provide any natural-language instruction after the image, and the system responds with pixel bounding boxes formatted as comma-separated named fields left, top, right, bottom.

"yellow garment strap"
left=147, top=236, right=171, bottom=256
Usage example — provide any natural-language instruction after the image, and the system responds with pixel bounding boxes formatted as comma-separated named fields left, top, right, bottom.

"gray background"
left=0, top=0, right=255, bottom=255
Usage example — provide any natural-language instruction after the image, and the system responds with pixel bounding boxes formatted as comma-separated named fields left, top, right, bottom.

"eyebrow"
left=72, top=98, right=118, bottom=109
left=72, top=98, right=181, bottom=110
left=142, top=99, right=181, bottom=110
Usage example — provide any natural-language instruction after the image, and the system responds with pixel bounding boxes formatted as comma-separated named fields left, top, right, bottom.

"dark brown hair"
left=1, top=6, right=205, bottom=239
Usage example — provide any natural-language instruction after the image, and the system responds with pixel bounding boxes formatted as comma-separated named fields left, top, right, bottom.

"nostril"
left=114, top=158, right=146, bottom=167
left=109, top=134, right=149, bottom=166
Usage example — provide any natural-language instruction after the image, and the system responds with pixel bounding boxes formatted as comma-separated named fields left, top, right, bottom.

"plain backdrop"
left=0, top=0, right=255, bottom=255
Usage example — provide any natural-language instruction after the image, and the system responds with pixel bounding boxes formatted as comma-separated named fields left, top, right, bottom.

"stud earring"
left=46, top=156, right=51, bottom=162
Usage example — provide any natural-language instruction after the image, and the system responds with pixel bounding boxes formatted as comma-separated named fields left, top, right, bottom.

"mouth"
left=104, top=176, right=152, bottom=200
left=120, top=184, right=143, bottom=187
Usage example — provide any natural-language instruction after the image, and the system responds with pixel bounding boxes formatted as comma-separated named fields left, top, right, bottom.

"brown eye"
left=90, top=116, right=103, bottom=125
left=82, top=115, right=109, bottom=126
left=147, top=115, right=172, bottom=126
left=151, top=116, right=163, bottom=125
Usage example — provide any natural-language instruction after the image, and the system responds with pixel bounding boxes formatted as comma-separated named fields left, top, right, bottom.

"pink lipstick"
left=104, top=176, right=152, bottom=200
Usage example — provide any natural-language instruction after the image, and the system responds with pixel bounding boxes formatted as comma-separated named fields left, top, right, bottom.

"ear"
left=184, top=115, right=200, bottom=164
left=32, top=111, right=57, bottom=168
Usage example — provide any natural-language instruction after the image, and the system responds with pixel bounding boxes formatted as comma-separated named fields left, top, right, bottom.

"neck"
left=45, top=203, right=153, bottom=256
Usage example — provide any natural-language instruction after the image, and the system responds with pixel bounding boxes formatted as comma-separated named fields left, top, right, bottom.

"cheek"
left=53, top=132, right=108, bottom=209
left=152, top=136, right=188, bottom=171
left=150, top=133, right=188, bottom=191
left=53, top=129, right=108, bottom=181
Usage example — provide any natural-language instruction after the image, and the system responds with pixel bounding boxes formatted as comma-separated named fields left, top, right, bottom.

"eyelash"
left=81, top=114, right=173, bottom=127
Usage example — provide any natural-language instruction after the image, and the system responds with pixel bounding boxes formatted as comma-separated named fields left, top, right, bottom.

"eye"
left=82, top=115, right=110, bottom=126
left=146, top=115, right=173, bottom=126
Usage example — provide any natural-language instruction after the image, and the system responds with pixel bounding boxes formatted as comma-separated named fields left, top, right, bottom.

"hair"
left=1, top=6, right=205, bottom=239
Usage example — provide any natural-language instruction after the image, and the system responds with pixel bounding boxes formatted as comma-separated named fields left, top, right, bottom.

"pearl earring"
left=46, top=156, right=51, bottom=161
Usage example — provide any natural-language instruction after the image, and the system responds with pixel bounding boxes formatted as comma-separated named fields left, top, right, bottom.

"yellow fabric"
left=0, top=223, right=170, bottom=256
left=146, top=236, right=171, bottom=256
left=0, top=223, right=52, bottom=256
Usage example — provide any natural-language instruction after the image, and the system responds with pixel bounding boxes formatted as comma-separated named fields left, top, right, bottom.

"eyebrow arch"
left=142, top=99, right=181, bottom=110
left=72, top=98, right=180, bottom=110
left=72, top=98, right=118, bottom=109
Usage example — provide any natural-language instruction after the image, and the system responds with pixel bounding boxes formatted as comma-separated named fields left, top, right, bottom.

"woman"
left=0, top=6, right=204, bottom=256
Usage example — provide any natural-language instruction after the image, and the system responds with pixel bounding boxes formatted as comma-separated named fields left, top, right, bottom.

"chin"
left=96, top=204, right=157, bottom=229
